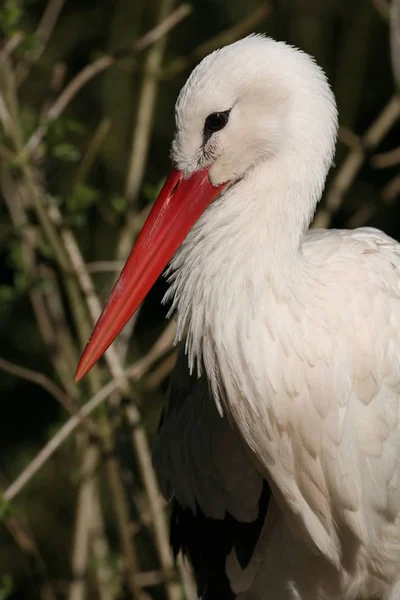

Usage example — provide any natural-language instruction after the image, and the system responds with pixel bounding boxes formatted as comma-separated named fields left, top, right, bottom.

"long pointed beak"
left=74, top=168, right=226, bottom=382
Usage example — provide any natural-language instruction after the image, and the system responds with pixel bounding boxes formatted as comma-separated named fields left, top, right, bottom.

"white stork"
left=75, top=35, right=400, bottom=599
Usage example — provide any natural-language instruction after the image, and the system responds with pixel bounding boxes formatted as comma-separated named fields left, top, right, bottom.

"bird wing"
left=215, top=226, right=400, bottom=570
left=153, top=347, right=271, bottom=598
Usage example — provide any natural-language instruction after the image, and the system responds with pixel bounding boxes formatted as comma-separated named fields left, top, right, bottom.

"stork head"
left=172, top=34, right=337, bottom=187
left=74, top=35, right=337, bottom=382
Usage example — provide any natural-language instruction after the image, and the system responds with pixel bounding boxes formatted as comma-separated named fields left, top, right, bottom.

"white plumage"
left=151, top=36, right=400, bottom=599
left=74, top=33, right=400, bottom=599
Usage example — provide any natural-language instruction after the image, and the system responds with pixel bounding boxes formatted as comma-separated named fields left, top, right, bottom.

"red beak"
left=74, top=168, right=226, bottom=382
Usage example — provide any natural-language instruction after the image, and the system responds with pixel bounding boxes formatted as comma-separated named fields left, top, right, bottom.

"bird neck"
left=165, top=155, right=324, bottom=409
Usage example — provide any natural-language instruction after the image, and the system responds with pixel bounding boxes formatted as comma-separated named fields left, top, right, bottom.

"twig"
left=0, top=32, right=25, bottom=67
left=392, top=0, right=400, bottom=88
left=24, top=3, right=192, bottom=155
left=74, top=118, right=111, bottom=187
left=134, top=3, right=192, bottom=52
left=0, top=469, right=58, bottom=600
left=68, top=442, right=99, bottom=600
left=337, top=126, right=361, bottom=151
left=17, top=0, right=65, bottom=84
left=178, top=557, right=197, bottom=600
left=0, top=168, right=80, bottom=400
left=0, top=90, right=14, bottom=136
left=86, top=261, right=125, bottom=273
left=124, top=0, right=176, bottom=206
left=0, top=356, right=73, bottom=414
left=117, top=0, right=177, bottom=365
left=25, top=55, right=115, bottom=153
left=382, top=174, right=400, bottom=203
left=145, top=351, right=177, bottom=390
left=3, top=328, right=175, bottom=502
left=104, top=451, right=142, bottom=598
left=90, top=489, right=119, bottom=600
left=160, top=2, right=271, bottom=79
left=370, top=0, right=391, bottom=20
left=313, top=95, right=400, bottom=228
left=371, top=145, right=400, bottom=168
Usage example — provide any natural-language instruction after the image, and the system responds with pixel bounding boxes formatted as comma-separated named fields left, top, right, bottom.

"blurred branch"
left=124, top=0, right=176, bottom=206
left=25, top=55, right=115, bottom=154
left=133, top=3, right=192, bottom=52
left=17, top=0, right=66, bottom=83
left=86, top=261, right=125, bottom=273
left=145, top=352, right=177, bottom=390
left=0, top=356, right=74, bottom=414
left=160, top=2, right=271, bottom=79
left=0, top=169, right=79, bottom=399
left=90, top=489, right=120, bottom=600
left=104, top=451, right=142, bottom=599
left=30, top=5, right=183, bottom=592
left=370, top=0, right=390, bottom=20
left=1, top=56, right=142, bottom=599
left=0, top=32, right=25, bottom=66
left=337, top=125, right=361, bottom=151
left=74, top=118, right=111, bottom=187
left=68, top=442, right=99, bottom=600
left=0, top=471, right=57, bottom=600
left=178, top=558, right=197, bottom=600
left=24, top=3, right=192, bottom=156
left=314, top=95, right=400, bottom=228
left=391, top=0, right=400, bottom=87
left=117, top=0, right=178, bottom=367
left=371, top=145, right=400, bottom=168
left=382, top=174, right=400, bottom=203
left=3, top=327, right=175, bottom=502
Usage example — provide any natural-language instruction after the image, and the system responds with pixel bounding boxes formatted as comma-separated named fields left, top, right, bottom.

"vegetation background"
left=0, top=0, right=399, bottom=599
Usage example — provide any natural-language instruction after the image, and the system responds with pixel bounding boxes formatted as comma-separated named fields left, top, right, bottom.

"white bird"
left=75, top=35, right=400, bottom=599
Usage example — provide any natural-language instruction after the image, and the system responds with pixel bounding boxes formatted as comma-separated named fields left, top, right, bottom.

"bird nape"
left=75, top=35, right=400, bottom=600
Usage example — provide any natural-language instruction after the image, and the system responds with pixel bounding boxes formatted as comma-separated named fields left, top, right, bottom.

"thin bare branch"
left=24, top=3, right=192, bottom=155
left=391, top=0, right=400, bottom=86
left=313, top=95, right=400, bottom=228
left=104, top=451, right=142, bottom=599
left=382, top=174, right=400, bottom=203
left=0, top=469, right=58, bottom=600
left=124, top=0, right=177, bottom=206
left=17, top=0, right=65, bottom=83
left=371, top=145, right=400, bottom=168
left=0, top=32, right=25, bottom=67
left=0, top=356, right=73, bottom=413
left=74, top=118, right=111, bottom=187
left=68, top=442, right=99, bottom=600
left=90, top=489, right=120, bottom=600
left=161, top=3, right=271, bottom=79
left=86, top=261, right=125, bottom=273
left=370, top=0, right=390, bottom=20
left=134, top=3, right=192, bottom=52
left=118, top=0, right=178, bottom=369
left=3, top=328, right=175, bottom=503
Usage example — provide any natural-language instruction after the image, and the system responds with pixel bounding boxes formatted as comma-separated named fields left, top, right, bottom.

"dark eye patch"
left=203, top=109, right=230, bottom=144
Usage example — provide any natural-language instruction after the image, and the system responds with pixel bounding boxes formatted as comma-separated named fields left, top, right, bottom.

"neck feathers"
left=164, top=154, right=323, bottom=410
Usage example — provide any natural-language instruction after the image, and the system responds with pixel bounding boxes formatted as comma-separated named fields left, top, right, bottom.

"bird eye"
left=204, top=110, right=230, bottom=134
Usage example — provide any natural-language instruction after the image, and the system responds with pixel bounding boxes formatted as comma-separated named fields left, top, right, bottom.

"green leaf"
left=52, top=143, right=81, bottom=163
left=0, top=492, right=14, bottom=522
left=17, top=32, right=39, bottom=54
left=19, top=105, right=38, bottom=140
left=0, top=286, right=15, bottom=310
left=14, top=271, right=29, bottom=293
left=142, top=178, right=165, bottom=203
left=67, top=184, right=99, bottom=214
left=0, top=0, right=22, bottom=36
left=110, top=194, right=127, bottom=214
left=0, top=575, right=13, bottom=600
